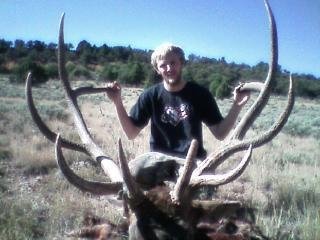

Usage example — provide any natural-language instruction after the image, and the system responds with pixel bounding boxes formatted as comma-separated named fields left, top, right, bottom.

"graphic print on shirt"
left=161, top=103, right=190, bottom=126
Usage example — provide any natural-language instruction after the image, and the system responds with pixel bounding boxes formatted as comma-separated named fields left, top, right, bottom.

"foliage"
left=0, top=38, right=319, bottom=98
left=99, top=63, right=120, bottom=81
left=0, top=197, right=45, bottom=239
left=118, top=62, right=146, bottom=85
left=44, top=62, right=59, bottom=79
left=65, top=61, right=76, bottom=73
left=69, top=64, right=92, bottom=80
left=10, top=58, right=48, bottom=84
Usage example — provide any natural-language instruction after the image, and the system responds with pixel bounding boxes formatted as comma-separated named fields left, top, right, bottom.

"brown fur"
left=67, top=212, right=128, bottom=240
left=70, top=186, right=268, bottom=239
left=111, top=186, right=267, bottom=239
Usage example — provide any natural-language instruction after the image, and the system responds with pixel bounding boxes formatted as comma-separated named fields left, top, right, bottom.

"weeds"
left=0, top=197, right=45, bottom=240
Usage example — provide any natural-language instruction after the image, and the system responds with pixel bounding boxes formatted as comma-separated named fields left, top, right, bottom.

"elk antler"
left=28, top=13, right=185, bottom=197
left=26, top=72, right=88, bottom=155
left=188, top=0, right=295, bottom=188
left=26, top=13, right=124, bottom=190
left=171, top=139, right=198, bottom=203
left=57, top=14, right=123, bottom=183
left=117, top=139, right=146, bottom=206
left=230, top=0, right=278, bottom=141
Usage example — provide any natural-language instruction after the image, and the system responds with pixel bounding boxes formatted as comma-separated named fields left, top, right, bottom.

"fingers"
left=238, top=95, right=249, bottom=106
left=233, top=83, right=250, bottom=106
left=105, top=81, right=122, bottom=104
left=234, top=82, right=244, bottom=92
left=233, top=83, right=243, bottom=98
left=106, top=81, right=121, bottom=91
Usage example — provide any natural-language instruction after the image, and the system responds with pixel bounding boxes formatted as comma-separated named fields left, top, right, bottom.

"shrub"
left=143, top=69, right=162, bottom=88
left=10, top=58, right=48, bottom=84
left=118, top=62, right=145, bottom=85
left=99, top=63, right=119, bottom=81
left=66, top=61, right=76, bottom=73
left=45, top=63, right=59, bottom=79
left=209, top=73, right=231, bottom=98
left=69, top=65, right=92, bottom=80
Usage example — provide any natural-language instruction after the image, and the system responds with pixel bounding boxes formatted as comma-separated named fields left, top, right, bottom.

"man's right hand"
left=106, top=81, right=121, bottom=104
left=105, top=81, right=141, bottom=140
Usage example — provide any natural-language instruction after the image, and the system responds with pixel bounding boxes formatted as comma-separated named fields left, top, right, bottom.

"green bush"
left=143, top=69, right=162, bottom=88
left=99, top=63, right=119, bottom=81
left=69, top=65, right=92, bottom=80
left=209, top=73, right=232, bottom=98
left=119, top=62, right=145, bottom=85
left=66, top=61, right=76, bottom=73
left=10, top=58, right=48, bottom=84
left=44, top=63, right=58, bottom=79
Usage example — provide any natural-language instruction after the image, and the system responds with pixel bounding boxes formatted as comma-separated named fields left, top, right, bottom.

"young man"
left=106, top=43, right=249, bottom=159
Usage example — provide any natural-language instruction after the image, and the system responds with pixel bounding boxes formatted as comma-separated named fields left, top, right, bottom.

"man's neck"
left=163, top=79, right=186, bottom=92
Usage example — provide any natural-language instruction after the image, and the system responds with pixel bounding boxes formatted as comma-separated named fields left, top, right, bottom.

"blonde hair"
left=151, top=43, right=185, bottom=71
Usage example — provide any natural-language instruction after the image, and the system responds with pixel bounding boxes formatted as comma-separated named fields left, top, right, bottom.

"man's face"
left=156, top=52, right=183, bottom=86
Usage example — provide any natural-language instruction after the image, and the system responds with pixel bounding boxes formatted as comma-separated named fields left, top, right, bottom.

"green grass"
left=0, top=197, right=45, bottom=240
left=217, top=94, right=320, bottom=139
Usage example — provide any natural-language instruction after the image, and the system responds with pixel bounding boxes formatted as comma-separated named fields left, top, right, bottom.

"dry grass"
left=1, top=76, right=320, bottom=239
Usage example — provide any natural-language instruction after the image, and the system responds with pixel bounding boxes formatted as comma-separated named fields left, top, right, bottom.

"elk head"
left=26, top=0, right=294, bottom=239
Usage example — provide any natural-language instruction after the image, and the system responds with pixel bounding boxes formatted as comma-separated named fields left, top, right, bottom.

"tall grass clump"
left=0, top=163, right=7, bottom=192
left=0, top=77, right=26, bottom=98
left=248, top=132, right=320, bottom=239
left=259, top=176, right=320, bottom=239
left=0, top=197, right=45, bottom=240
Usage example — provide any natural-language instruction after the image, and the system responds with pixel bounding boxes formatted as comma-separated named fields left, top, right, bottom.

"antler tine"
left=190, top=145, right=252, bottom=187
left=58, top=13, right=122, bottom=182
left=73, top=86, right=110, bottom=98
left=57, top=15, right=109, bottom=97
left=171, top=139, right=198, bottom=203
left=118, top=139, right=144, bottom=206
left=195, top=75, right=294, bottom=176
left=230, top=0, right=278, bottom=141
left=26, top=72, right=89, bottom=154
left=239, top=74, right=294, bottom=149
left=58, top=13, right=92, bottom=145
left=55, top=134, right=122, bottom=195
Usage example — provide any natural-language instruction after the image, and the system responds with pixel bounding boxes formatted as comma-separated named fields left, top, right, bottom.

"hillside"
left=1, top=38, right=320, bottom=99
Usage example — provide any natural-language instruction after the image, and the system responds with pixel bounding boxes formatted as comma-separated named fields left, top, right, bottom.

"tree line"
left=1, top=38, right=319, bottom=98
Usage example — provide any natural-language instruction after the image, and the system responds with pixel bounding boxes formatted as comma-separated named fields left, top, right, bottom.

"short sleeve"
left=201, top=89, right=223, bottom=126
left=129, top=91, right=151, bottom=128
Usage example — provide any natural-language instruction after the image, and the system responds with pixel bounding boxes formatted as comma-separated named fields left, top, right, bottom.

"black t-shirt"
left=129, top=81, right=223, bottom=159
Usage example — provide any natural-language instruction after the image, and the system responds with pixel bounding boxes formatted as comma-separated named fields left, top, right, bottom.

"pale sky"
left=1, top=0, right=320, bottom=77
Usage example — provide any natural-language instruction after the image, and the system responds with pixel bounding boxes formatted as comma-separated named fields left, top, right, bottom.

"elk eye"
left=224, top=221, right=238, bottom=234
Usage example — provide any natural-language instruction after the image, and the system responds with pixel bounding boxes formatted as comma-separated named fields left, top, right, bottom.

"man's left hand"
left=233, top=83, right=250, bottom=107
